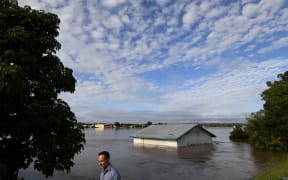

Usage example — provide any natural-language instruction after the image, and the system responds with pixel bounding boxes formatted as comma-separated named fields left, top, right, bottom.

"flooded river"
left=19, top=127, right=288, bottom=180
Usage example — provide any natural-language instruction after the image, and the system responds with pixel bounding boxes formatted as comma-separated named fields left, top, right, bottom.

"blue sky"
left=19, top=0, right=288, bottom=123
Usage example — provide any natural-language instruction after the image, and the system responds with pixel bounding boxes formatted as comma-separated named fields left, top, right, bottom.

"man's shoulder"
left=108, top=164, right=121, bottom=180
left=109, top=164, right=120, bottom=174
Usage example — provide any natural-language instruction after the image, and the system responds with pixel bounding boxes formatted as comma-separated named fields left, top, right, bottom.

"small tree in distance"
left=114, top=121, right=121, bottom=128
left=229, top=125, right=248, bottom=141
left=145, top=121, right=152, bottom=127
left=0, top=1, right=85, bottom=179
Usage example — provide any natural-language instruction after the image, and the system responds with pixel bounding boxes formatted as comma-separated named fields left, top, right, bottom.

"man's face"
left=98, top=154, right=109, bottom=170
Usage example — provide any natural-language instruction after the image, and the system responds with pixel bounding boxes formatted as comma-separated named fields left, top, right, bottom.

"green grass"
left=255, top=158, right=288, bottom=180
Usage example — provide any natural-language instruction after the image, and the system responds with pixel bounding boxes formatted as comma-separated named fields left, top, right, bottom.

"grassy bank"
left=255, top=158, right=288, bottom=180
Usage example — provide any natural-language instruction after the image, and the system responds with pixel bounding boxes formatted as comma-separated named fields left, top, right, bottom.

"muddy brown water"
left=19, top=127, right=288, bottom=180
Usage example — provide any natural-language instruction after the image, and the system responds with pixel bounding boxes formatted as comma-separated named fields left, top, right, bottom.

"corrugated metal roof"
left=131, top=124, right=215, bottom=140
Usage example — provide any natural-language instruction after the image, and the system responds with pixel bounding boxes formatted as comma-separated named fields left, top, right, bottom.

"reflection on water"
left=19, top=128, right=288, bottom=180
left=94, top=128, right=104, bottom=131
left=177, top=144, right=214, bottom=160
left=251, top=148, right=288, bottom=168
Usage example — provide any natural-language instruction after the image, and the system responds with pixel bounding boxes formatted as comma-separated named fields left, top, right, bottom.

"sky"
left=18, top=0, right=288, bottom=124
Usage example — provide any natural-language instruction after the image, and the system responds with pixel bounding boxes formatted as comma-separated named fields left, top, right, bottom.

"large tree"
left=245, top=71, right=288, bottom=151
left=0, top=1, right=85, bottom=179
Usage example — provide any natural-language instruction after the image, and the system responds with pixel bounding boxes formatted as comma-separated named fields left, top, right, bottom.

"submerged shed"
left=131, top=124, right=216, bottom=148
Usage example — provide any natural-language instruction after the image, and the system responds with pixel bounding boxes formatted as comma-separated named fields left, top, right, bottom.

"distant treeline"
left=200, top=123, right=244, bottom=127
left=78, top=122, right=243, bottom=128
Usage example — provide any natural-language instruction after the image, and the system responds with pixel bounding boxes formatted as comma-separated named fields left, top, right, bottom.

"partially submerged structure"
left=131, top=124, right=216, bottom=148
left=94, top=123, right=113, bottom=129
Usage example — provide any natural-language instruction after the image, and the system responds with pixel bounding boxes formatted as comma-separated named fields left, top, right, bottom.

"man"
left=98, top=151, right=121, bottom=180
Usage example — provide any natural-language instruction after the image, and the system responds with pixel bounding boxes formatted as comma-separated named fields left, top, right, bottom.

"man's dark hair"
left=98, top=151, right=110, bottom=160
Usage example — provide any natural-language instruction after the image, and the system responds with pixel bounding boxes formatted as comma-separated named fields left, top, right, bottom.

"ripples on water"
left=19, top=128, right=288, bottom=180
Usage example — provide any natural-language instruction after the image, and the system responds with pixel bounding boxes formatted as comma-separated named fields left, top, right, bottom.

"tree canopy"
left=0, top=1, right=85, bottom=179
left=244, top=71, right=288, bottom=151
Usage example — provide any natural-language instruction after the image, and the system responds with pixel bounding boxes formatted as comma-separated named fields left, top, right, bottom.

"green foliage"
left=114, top=121, right=121, bottom=128
left=144, top=121, right=152, bottom=127
left=229, top=125, right=248, bottom=141
left=0, top=162, right=7, bottom=180
left=0, top=1, right=85, bottom=179
left=245, top=71, right=288, bottom=151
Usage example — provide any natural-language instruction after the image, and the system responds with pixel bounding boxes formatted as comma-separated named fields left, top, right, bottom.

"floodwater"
left=19, top=127, right=288, bottom=180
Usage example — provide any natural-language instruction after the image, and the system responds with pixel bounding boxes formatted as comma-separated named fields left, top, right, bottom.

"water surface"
left=19, top=127, right=288, bottom=180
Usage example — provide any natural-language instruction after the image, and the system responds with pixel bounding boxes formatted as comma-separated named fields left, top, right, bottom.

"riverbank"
left=255, top=157, right=288, bottom=180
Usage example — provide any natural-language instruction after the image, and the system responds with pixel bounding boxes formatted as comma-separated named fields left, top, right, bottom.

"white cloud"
left=17, top=0, right=288, bottom=123
left=42, top=0, right=65, bottom=8
left=104, top=15, right=123, bottom=29
left=155, top=59, right=288, bottom=115
left=156, top=0, right=170, bottom=7
left=59, top=58, right=288, bottom=123
left=242, top=3, right=258, bottom=18
left=259, top=0, right=285, bottom=14
left=199, top=1, right=212, bottom=12
left=182, top=2, right=199, bottom=28
left=101, top=0, right=125, bottom=9
left=120, top=14, right=130, bottom=24
left=91, top=27, right=105, bottom=39
left=18, top=0, right=42, bottom=9
left=258, top=37, right=288, bottom=54
left=205, top=6, right=225, bottom=20
left=242, top=0, right=285, bottom=18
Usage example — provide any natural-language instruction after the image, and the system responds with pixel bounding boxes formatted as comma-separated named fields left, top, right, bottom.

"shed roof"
left=131, top=124, right=216, bottom=140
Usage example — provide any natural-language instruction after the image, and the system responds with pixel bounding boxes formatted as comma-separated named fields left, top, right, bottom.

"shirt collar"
left=103, top=164, right=112, bottom=174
